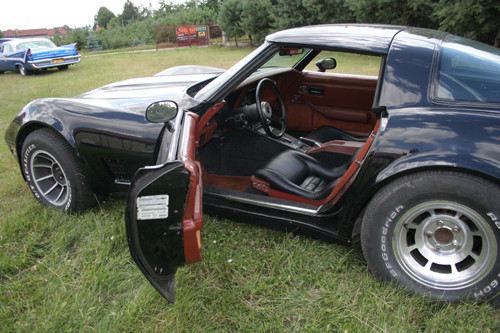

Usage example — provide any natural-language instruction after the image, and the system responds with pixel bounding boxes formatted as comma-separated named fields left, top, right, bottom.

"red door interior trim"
left=304, top=99, right=372, bottom=123
left=195, top=101, right=225, bottom=147
left=182, top=112, right=203, bottom=264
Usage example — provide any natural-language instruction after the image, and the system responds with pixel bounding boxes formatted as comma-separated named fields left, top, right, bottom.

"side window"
left=305, top=50, right=381, bottom=76
left=3, top=44, right=14, bottom=53
left=16, top=44, right=28, bottom=52
left=436, top=36, right=500, bottom=104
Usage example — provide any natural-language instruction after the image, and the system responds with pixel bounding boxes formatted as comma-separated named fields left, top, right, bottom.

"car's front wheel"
left=361, top=171, right=499, bottom=304
left=21, top=128, right=96, bottom=212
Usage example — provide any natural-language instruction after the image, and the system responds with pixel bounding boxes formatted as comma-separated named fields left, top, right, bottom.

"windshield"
left=195, top=43, right=272, bottom=102
left=248, top=47, right=312, bottom=79
left=194, top=43, right=312, bottom=102
left=16, top=40, right=56, bottom=51
left=256, top=47, right=311, bottom=71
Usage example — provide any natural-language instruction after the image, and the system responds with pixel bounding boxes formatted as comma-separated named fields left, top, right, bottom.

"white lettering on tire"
left=23, top=143, right=36, bottom=182
left=64, top=182, right=72, bottom=211
left=473, top=214, right=500, bottom=299
left=380, top=205, right=404, bottom=277
left=474, top=273, right=500, bottom=299
left=488, top=213, right=500, bottom=230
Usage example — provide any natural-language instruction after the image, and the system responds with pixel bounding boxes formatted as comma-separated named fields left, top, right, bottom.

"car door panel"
left=178, top=113, right=203, bottom=265
left=125, top=112, right=202, bottom=303
left=126, top=162, right=190, bottom=302
left=0, top=54, right=6, bottom=71
left=285, top=71, right=378, bottom=136
left=0, top=46, right=11, bottom=71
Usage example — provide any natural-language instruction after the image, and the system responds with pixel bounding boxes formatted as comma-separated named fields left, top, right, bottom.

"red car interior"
left=197, top=70, right=380, bottom=206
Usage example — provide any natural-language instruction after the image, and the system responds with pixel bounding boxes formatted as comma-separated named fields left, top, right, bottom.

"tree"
left=85, top=32, right=103, bottom=51
left=434, top=0, right=500, bottom=46
left=185, top=6, right=218, bottom=24
left=95, top=6, right=116, bottom=29
left=345, top=0, right=439, bottom=28
left=269, top=0, right=317, bottom=31
left=303, top=0, right=355, bottom=24
left=218, top=0, right=245, bottom=46
left=122, top=0, right=140, bottom=25
left=51, top=31, right=64, bottom=45
left=200, top=0, right=224, bottom=13
left=67, top=28, right=89, bottom=50
left=155, top=0, right=183, bottom=18
left=241, top=0, right=273, bottom=45
left=138, top=4, right=153, bottom=20
left=107, top=15, right=122, bottom=29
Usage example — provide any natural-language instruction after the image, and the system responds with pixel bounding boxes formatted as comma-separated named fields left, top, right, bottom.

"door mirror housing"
left=146, top=101, right=178, bottom=123
left=315, top=57, right=337, bottom=72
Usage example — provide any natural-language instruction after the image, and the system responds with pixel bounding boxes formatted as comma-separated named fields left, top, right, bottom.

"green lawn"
left=1, top=46, right=498, bottom=332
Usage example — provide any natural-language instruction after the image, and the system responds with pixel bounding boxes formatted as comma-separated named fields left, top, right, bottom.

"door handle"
left=308, top=87, right=324, bottom=96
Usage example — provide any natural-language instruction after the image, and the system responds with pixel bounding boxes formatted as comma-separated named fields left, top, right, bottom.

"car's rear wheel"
left=361, top=171, right=499, bottom=304
left=21, top=128, right=96, bottom=212
left=17, top=65, right=29, bottom=76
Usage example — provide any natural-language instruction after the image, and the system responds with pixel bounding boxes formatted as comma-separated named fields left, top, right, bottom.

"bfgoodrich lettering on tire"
left=21, top=128, right=96, bottom=212
left=361, top=171, right=499, bottom=304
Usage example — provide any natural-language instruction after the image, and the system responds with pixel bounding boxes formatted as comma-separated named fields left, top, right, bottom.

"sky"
left=0, top=0, right=172, bottom=31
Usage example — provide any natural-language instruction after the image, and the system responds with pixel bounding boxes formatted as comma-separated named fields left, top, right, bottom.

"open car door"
left=125, top=112, right=203, bottom=303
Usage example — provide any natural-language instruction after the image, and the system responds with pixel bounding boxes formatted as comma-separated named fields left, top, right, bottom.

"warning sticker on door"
left=137, top=195, right=169, bottom=220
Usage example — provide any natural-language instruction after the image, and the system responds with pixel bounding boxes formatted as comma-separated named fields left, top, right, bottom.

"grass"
left=1, top=46, right=499, bottom=332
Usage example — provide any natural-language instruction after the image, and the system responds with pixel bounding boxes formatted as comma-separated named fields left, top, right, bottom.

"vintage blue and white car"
left=0, top=38, right=80, bottom=75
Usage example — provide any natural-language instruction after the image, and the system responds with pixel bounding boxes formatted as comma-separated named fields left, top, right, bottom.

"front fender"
left=8, top=99, right=77, bottom=150
left=7, top=98, right=164, bottom=194
left=6, top=100, right=92, bottom=185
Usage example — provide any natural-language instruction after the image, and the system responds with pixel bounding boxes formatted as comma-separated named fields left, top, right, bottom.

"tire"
left=17, top=65, right=28, bottom=76
left=21, top=128, right=96, bottom=212
left=361, top=171, right=499, bottom=304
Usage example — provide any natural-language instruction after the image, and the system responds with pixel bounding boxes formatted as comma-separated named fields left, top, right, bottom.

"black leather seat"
left=305, top=126, right=367, bottom=143
left=253, top=149, right=359, bottom=201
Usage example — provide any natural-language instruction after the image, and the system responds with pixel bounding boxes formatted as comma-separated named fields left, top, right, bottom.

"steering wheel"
left=255, top=78, right=287, bottom=139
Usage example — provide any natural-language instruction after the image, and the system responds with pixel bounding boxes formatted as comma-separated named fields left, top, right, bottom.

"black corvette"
left=5, top=24, right=500, bottom=304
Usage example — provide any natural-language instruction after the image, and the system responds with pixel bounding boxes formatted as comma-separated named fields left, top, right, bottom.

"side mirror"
left=146, top=101, right=178, bottom=123
left=315, top=57, right=337, bottom=72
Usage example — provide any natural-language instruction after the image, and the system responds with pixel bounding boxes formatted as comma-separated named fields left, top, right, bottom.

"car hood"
left=6, top=68, right=220, bottom=147
left=61, top=72, right=219, bottom=113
